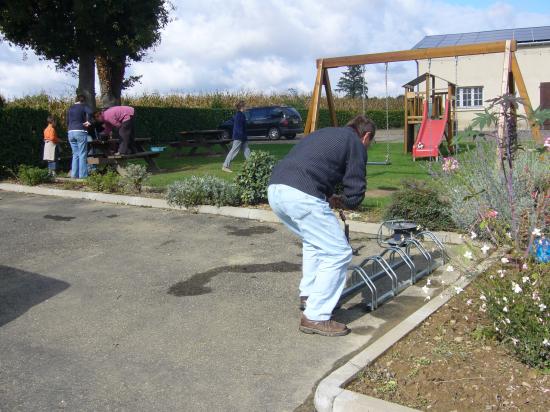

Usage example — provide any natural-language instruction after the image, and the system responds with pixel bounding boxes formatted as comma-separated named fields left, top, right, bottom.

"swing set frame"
left=304, top=40, right=542, bottom=147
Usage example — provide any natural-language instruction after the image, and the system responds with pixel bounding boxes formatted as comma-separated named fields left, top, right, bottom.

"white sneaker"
left=222, top=167, right=232, bottom=173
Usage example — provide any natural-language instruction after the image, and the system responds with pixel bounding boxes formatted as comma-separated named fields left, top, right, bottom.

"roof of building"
left=412, top=26, right=550, bottom=49
left=402, top=73, right=455, bottom=89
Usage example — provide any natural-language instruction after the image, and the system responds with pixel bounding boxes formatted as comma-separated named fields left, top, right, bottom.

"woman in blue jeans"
left=66, top=94, right=93, bottom=178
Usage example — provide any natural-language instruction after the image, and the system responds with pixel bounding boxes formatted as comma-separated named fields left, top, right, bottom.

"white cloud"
left=1, top=0, right=549, bottom=98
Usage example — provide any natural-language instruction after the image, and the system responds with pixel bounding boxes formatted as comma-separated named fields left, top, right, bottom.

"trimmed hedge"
left=136, top=107, right=403, bottom=143
left=0, top=106, right=404, bottom=171
left=0, top=107, right=49, bottom=171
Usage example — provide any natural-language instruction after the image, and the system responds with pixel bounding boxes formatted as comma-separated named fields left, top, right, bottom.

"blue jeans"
left=268, top=184, right=352, bottom=321
left=68, top=131, right=89, bottom=178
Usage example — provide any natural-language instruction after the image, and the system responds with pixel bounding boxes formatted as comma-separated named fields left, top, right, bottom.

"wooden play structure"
left=304, top=40, right=542, bottom=154
left=403, top=73, right=456, bottom=159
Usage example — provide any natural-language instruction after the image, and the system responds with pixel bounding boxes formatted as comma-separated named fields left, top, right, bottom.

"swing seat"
left=413, top=100, right=449, bottom=160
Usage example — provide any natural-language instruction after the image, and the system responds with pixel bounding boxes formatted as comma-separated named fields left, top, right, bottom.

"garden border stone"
left=0, top=183, right=463, bottom=243
left=314, top=254, right=500, bottom=412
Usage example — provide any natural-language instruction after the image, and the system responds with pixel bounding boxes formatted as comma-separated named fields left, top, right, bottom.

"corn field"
left=2, top=91, right=403, bottom=121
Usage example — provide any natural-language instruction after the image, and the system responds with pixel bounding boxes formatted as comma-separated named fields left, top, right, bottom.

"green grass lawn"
left=134, top=142, right=433, bottom=214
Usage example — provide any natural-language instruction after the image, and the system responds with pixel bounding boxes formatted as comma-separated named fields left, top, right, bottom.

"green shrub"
left=120, top=164, right=151, bottom=193
left=235, top=151, right=276, bottom=205
left=383, top=179, right=456, bottom=231
left=17, top=165, right=51, bottom=186
left=0, top=108, right=50, bottom=171
left=480, top=263, right=549, bottom=369
left=86, top=170, right=120, bottom=193
left=166, top=175, right=241, bottom=208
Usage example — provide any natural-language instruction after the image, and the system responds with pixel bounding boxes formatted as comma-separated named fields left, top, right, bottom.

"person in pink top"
left=94, top=106, right=136, bottom=155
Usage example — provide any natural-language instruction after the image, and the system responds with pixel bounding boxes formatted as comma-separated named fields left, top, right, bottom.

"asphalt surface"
left=0, top=191, right=449, bottom=411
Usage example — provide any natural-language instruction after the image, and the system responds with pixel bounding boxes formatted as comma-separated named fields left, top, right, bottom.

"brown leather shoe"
left=299, top=314, right=350, bottom=337
left=299, top=296, right=308, bottom=311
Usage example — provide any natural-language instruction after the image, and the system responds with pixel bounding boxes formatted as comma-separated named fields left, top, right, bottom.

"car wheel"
left=267, top=127, right=281, bottom=140
left=221, top=130, right=230, bottom=140
left=284, top=134, right=296, bottom=140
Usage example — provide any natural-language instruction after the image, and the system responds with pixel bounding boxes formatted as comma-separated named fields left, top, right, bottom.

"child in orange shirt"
left=43, top=115, right=61, bottom=175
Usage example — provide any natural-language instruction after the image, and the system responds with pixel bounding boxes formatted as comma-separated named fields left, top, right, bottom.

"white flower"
left=532, top=228, right=542, bottom=237
left=539, top=303, right=547, bottom=312
left=532, top=291, right=540, bottom=301
left=466, top=299, right=473, bottom=306
left=506, top=232, right=512, bottom=239
left=480, top=294, right=487, bottom=301
left=464, top=251, right=473, bottom=260
left=470, top=231, right=478, bottom=239
left=426, top=279, right=432, bottom=286
left=481, top=244, right=490, bottom=255
left=522, top=263, right=528, bottom=270
left=454, top=286, right=464, bottom=294
left=422, top=285, right=430, bottom=294
left=501, top=257, right=510, bottom=264
left=424, top=296, right=431, bottom=301
left=490, top=275, right=495, bottom=279
left=503, top=296, right=508, bottom=302
left=495, top=326, right=499, bottom=332
left=497, top=269, right=506, bottom=278
left=511, top=338, right=519, bottom=346
left=512, top=282, right=522, bottom=294
left=505, top=318, right=511, bottom=324
left=503, top=306, right=508, bottom=313
left=543, top=339, right=550, bottom=347
left=522, top=276, right=530, bottom=284
left=446, top=265, right=455, bottom=272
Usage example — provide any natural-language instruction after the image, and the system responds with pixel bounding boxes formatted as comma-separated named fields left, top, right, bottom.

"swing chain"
left=384, top=62, right=389, bottom=133
left=362, top=64, right=367, bottom=116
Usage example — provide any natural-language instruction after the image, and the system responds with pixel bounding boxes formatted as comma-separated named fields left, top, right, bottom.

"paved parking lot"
left=0, top=191, right=444, bottom=411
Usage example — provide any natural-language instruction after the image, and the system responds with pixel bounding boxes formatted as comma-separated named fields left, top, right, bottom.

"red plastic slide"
left=412, top=100, right=449, bottom=160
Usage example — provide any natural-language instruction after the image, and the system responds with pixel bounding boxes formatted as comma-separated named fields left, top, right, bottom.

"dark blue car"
left=219, top=106, right=303, bottom=140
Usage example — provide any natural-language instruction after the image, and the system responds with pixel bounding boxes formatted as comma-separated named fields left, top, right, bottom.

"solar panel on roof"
left=412, top=25, right=550, bottom=49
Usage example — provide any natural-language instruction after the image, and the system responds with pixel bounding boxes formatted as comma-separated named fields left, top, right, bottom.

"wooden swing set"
left=304, top=40, right=542, bottom=151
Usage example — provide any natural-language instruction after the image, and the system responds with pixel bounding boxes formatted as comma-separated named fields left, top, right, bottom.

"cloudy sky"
left=1, top=0, right=550, bottom=99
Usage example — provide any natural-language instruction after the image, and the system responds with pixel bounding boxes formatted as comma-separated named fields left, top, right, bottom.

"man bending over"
left=268, top=115, right=375, bottom=336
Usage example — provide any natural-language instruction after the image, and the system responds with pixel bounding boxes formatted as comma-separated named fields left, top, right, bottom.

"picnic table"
left=87, top=137, right=160, bottom=175
left=170, top=129, right=232, bottom=157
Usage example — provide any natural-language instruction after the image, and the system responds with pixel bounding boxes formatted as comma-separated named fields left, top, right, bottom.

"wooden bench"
left=87, top=138, right=160, bottom=174
left=170, top=129, right=231, bottom=157
left=88, top=151, right=160, bottom=175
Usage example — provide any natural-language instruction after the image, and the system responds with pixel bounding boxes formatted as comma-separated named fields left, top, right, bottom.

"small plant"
left=235, top=151, right=276, bottom=205
left=166, top=175, right=241, bottom=208
left=86, top=170, right=120, bottom=193
left=17, top=165, right=51, bottom=186
left=383, top=179, right=456, bottom=231
left=480, top=263, right=549, bottom=369
left=120, top=164, right=151, bottom=193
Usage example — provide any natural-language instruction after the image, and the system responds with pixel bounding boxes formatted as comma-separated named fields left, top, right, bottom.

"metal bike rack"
left=338, top=221, right=449, bottom=311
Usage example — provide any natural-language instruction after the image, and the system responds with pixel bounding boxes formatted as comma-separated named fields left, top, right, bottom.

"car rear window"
left=284, top=108, right=301, bottom=118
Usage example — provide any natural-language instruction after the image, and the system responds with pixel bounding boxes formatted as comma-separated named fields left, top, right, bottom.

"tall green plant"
left=235, top=151, right=276, bottom=205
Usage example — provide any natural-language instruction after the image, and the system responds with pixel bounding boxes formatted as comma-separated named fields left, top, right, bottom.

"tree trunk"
left=77, top=50, right=96, bottom=110
left=97, top=55, right=125, bottom=108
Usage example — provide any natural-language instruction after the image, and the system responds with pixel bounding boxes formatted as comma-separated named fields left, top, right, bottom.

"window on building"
left=457, top=87, right=483, bottom=108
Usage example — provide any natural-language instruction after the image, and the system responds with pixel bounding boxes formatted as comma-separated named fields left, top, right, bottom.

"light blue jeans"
left=68, top=130, right=89, bottom=178
left=268, top=184, right=352, bottom=321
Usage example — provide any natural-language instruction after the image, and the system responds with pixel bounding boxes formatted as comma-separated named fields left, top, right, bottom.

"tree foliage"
left=336, top=66, right=368, bottom=99
left=0, top=0, right=171, bottom=106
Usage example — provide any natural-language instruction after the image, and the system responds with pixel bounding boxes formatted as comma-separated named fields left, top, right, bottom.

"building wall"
left=417, top=43, right=550, bottom=130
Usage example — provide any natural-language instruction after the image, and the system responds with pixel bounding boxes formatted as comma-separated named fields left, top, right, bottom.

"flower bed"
left=348, top=263, right=549, bottom=411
